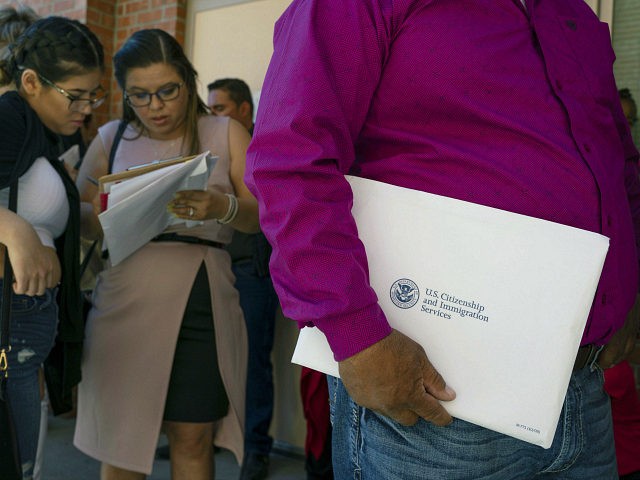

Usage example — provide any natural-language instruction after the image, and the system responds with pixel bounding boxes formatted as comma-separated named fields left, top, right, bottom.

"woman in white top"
left=0, top=16, right=105, bottom=480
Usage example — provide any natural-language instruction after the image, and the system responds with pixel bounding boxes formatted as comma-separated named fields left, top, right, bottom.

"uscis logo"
left=390, top=279, right=419, bottom=309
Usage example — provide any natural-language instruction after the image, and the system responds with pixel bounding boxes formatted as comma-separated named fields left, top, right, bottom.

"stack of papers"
left=98, top=152, right=217, bottom=266
left=292, top=175, right=609, bottom=448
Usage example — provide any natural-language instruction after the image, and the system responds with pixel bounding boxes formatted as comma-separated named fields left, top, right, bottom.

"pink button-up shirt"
left=246, top=0, right=640, bottom=360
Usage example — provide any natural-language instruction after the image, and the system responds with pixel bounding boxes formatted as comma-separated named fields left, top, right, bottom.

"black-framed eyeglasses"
left=124, top=83, right=184, bottom=108
left=39, top=74, right=107, bottom=111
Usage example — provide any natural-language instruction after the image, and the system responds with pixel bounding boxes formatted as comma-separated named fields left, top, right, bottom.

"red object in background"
left=604, top=360, right=640, bottom=476
left=300, top=367, right=333, bottom=479
left=99, top=192, right=108, bottom=212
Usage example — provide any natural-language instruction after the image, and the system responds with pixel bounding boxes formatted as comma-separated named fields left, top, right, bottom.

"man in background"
left=208, top=78, right=279, bottom=480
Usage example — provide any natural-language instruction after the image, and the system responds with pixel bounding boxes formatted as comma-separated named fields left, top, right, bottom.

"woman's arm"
left=76, top=134, right=109, bottom=239
left=224, top=118, right=260, bottom=232
left=0, top=207, right=60, bottom=295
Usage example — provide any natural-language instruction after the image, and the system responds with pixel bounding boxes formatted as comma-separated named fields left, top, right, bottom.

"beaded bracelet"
left=216, top=193, right=239, bottom=224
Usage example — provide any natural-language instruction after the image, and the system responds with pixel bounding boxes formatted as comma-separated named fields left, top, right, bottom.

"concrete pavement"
left=41, top=414, right=306, bottom=479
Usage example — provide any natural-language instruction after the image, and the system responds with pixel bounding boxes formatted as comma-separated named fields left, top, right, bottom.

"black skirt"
left=163, top=263, right=229, bottom=422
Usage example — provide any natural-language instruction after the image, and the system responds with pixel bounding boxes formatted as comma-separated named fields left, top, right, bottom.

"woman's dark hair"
left=0, top=16, right=104, bottom=88
left=114, top=29, right=208, bottom=156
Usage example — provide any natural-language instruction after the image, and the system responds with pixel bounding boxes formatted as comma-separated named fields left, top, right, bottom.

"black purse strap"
left=1, top=179, right=18, bottom=377
left=98, top=120, right=128, bottom=262
left=108, top=120, right=128, bottom=175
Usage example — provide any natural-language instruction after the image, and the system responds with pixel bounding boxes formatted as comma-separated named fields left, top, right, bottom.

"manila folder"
left=291, top=175, right=610, bottom=448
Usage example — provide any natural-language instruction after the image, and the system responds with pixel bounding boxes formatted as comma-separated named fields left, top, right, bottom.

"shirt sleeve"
left=245, top=0, right=397, bottom=360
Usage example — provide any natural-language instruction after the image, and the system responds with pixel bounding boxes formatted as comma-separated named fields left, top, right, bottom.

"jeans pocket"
left=10, top=295, right=38, bottom=315
left=9, top=288, right=57, bottom=315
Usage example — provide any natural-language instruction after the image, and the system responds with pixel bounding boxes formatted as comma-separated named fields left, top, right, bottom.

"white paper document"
left=98, top=152, right=215, bottom=266
left=292, top=175, right=610, bottom=448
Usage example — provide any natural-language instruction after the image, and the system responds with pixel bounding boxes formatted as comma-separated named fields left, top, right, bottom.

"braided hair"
left=0, top=16, right=104, bottom=88
left=114, top=29, right=208, bottom=156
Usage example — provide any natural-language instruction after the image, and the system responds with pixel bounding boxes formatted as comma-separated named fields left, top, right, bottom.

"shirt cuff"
left=312, top=303, right=393, bottom=361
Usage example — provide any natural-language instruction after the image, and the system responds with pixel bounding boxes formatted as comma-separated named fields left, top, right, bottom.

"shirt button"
left=555, top=80, right=563, bottom=91
left=566, top=20, right=577, bottom=31
left=601, top=293, right=607, bottom=305
left=583, top=143, right=591, bottom=153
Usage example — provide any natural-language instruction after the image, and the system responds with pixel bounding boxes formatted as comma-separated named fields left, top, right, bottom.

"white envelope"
left=292, top=175, right=609, bottom=448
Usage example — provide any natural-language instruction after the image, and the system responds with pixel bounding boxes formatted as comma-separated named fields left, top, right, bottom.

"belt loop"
left=588, top=345, right=604, bottom=372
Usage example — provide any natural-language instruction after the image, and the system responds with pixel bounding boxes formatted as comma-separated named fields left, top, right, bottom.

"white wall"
left=187, top=0, right=291, bottom=106
left=584, top=0, right=615, bottom=29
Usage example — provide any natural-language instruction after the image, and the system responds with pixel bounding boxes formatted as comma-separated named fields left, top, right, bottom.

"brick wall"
left=18, top=0, right=188, bottom=132
left=109, top=0, right=187, bottom=119
left=22, top=0, right=87, bottom=20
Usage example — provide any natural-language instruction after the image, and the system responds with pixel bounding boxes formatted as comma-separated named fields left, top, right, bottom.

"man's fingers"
left=422, top=363, right=456, bottom=401
left=385, top=408, right=419, bottom=427
left=411, top=359, right=456, bottom=425
left=383, top=384, right=454, bottom=427
left=411, top=390, right=454, bottom=426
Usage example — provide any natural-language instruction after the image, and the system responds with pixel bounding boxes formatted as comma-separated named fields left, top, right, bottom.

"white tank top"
left=0, top=157, right=69, bottom=248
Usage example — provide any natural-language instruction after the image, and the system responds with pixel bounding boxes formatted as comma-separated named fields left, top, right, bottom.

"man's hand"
left=598, top=293, right=640, bottom=369
left=338, top=329, right=456, bottom=426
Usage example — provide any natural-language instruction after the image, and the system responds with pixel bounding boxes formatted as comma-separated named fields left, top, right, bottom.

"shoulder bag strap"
left=108, top=120, right=128, bottom=175
left=97, top=120, right=129, bottom=261
left=1, top=179, right=18, bottom=373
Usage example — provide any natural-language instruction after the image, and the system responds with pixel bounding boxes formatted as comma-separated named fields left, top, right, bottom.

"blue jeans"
left=328, top=364, right=616, bottom=479
left=1, top=282, right=58, bottom=480
left=232, top=261, right=279, bottom=455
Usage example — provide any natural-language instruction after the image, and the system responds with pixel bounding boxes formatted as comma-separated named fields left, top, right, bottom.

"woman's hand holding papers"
left=168, top=188, right=227, bottom=221
left=169, top=187, right=260, bottom=234
left=338, top=329, right=456, bottom=426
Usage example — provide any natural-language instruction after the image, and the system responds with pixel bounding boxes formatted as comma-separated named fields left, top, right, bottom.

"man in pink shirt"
left=246, top=1, right=640, bottom=478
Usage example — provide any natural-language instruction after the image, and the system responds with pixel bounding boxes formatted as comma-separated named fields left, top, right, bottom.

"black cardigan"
left=0, top=91, right=83, bottom=414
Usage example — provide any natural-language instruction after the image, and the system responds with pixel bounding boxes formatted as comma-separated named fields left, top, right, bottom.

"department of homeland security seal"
left=390, top=279, right=420, bottom=309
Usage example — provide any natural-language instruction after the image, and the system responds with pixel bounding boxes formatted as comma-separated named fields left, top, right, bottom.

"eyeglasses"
left=124, top=83, right=184, bottom=108
left=39, top=74, right=107, bottom=111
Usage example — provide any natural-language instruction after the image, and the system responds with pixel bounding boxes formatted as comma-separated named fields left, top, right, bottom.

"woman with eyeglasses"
left=0, top=16, right=105, bottom=480
left=74, top=29, right=258, bottom=480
